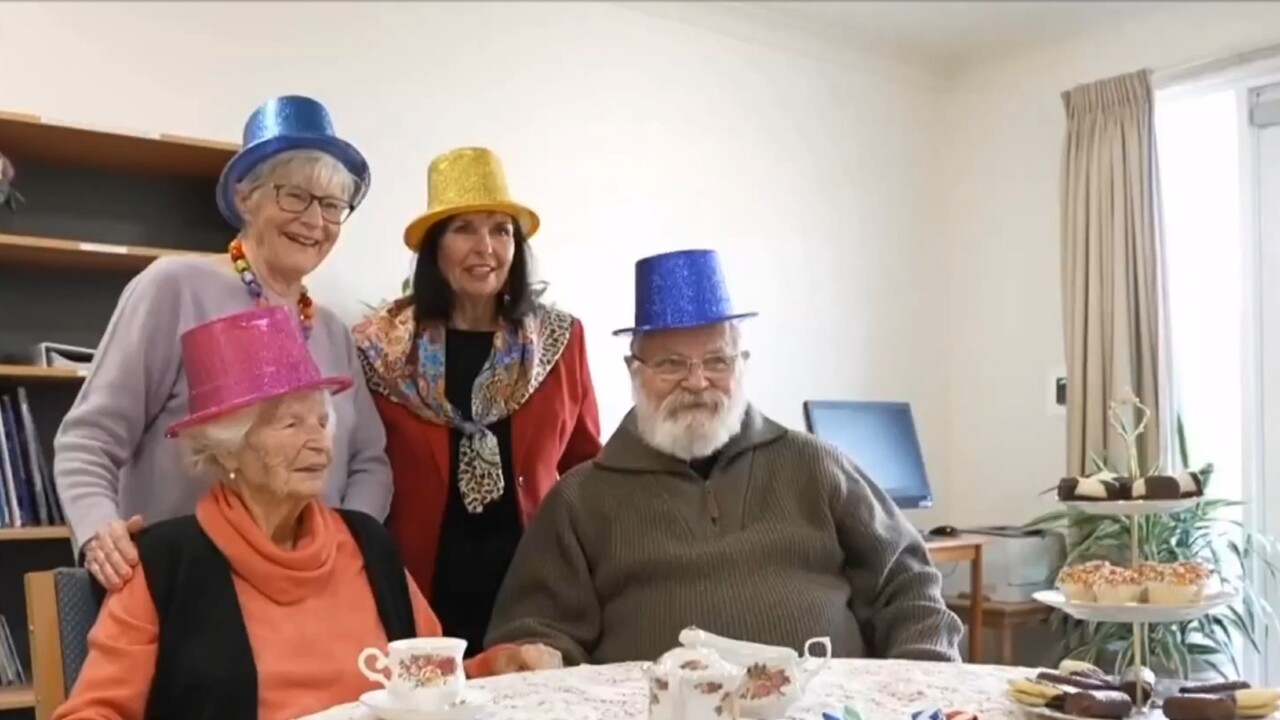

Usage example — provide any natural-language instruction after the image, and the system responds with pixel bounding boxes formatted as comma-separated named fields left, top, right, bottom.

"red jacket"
left=375, top=319, right=602, bottom=598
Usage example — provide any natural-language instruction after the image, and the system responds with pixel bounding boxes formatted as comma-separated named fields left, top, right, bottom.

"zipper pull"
left=705, top=483, right=720, bottom=527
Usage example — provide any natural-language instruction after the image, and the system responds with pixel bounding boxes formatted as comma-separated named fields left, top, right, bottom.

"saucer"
left=358, top=689, right=492, bottom=720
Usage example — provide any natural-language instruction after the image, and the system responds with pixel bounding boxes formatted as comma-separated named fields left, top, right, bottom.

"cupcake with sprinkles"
left=1093, top=565, right=1144, bottom=604
left=1146, top=560, right=1213, bottom=605
left=1056, top=560, right=1110, bottom=602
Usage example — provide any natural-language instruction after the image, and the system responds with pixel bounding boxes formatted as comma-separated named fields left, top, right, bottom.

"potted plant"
left=1024, top=413, right=1278, bottom=679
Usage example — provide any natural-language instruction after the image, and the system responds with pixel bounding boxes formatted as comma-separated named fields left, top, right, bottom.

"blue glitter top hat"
left=216, top=95, right=371, bottom=228
left=612, top=249, right=758, bottom=336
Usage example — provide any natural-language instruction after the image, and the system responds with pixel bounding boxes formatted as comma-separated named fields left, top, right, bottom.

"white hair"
left=176, top=390, right=336, bottom=480
left=238, top=149, right=358, bottom=204
left=628, top=323, right=749, bottom=460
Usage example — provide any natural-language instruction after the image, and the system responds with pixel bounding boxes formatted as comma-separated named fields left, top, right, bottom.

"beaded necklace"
left=228, top=238, right=314, bottom=339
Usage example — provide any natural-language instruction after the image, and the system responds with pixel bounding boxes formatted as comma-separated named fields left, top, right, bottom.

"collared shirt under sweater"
left=484, top=405, right=964, bottom=665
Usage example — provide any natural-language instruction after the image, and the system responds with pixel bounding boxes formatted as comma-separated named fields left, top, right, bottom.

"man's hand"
left=488, top=643, right=563, bottom=675
left=82, top=515, right=145, bottom=590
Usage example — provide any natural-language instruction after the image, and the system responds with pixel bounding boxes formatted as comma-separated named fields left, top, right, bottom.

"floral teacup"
left=358, top=637, right=467, bottom=710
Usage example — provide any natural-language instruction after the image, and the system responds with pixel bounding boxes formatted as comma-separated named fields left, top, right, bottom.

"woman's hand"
left=489, top=643, right=564, bottom=675
left=82, top=515, right=145, bottom=590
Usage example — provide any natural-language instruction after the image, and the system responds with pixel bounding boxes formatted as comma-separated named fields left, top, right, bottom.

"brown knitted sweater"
left=484, top=405, right=963, bottom=665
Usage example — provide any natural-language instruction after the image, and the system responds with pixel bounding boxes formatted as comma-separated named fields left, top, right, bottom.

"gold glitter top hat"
left=403, top=147, right=540, bottom=251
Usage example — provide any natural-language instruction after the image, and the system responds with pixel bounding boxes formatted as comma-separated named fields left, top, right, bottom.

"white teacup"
left=358, top=637, right=468, bottom=709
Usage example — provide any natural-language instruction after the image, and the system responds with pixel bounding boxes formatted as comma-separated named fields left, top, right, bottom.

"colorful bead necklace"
left=228, top=238, right=314, bottom=338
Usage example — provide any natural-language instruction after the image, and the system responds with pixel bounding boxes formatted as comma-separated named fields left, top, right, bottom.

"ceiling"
left=730, top=1, right=1188, bottom=70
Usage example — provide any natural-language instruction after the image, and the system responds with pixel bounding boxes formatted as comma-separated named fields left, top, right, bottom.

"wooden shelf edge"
left=0, top=683, right=35, bottom=710
left=0, top=364, right=85, bottom=381
left=0, top=232, right=221, bottom=273
left=0, top=109, right=239, bottom=153
left=0, top=526, right=72, bottom=541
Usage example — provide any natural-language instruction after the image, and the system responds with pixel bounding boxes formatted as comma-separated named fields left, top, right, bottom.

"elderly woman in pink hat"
left=52, top=95, right=391, bottom=591
left=55, top=307, right=559, bottom=720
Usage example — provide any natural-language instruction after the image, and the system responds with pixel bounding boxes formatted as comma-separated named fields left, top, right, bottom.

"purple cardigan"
left=52, top=255, right=392, bottom=548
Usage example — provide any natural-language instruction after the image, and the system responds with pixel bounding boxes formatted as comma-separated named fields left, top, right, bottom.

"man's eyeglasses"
left=272, top=184, right=353, bottom=225
left=627, top=351, right=750, bottom=379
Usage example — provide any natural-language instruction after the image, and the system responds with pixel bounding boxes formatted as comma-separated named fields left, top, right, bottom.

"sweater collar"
left=596, top=404, right=786, bottom=475
left=196, top=483, right=337, bottom=605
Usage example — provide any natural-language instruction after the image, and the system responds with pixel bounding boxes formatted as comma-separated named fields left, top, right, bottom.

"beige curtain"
left=1061, top=69, right=1175, bottom=477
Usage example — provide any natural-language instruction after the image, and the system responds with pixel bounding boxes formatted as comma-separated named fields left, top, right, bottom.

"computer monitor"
left=802, top=400, right=934, bottom=510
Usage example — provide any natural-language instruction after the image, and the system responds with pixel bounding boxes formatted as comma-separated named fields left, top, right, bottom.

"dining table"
left=300, top=658, right=1036, bottom=720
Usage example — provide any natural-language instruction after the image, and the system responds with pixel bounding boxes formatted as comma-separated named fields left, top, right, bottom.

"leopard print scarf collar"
left=353, top=297, right=572, bottom=513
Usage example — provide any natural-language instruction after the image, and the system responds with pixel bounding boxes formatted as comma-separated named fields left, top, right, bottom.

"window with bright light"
left=1155, top=89, right=1244, bottom=504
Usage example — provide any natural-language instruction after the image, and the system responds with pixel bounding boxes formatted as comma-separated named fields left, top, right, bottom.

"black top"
left=690, top=452, right=721, bottom=480
left=430, top=329, right=523, bottom=657
left=137, top=509, right=415, bottom=720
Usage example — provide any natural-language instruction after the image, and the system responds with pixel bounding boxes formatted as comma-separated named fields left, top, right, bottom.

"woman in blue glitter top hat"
left=53, top=95, right=392, bottom=593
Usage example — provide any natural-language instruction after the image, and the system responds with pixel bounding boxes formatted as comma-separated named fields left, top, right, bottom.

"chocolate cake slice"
left=1059, top=689, right=1134, bottom=719
left=1163, top=693, right=1237, bottom=720
left=1176, top=470, right=1206, bottom=498
left=1035, top=671, right=1114, bottom=692
left=1131, top=475, right=1181, bottom=500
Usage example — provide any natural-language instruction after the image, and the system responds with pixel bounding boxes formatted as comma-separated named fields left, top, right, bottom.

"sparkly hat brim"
left=611, top=311, right=759, bottom=337
left=164, top=374, right=354, bottom=439
left=216, top=135, right=372, bottom=228
left=403, top=201, right=541, bottom=252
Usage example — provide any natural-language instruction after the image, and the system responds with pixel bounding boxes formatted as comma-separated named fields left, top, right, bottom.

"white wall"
left=938, top=3, right=1280, bottom=526
left=0, top=1, right=950, bottom=508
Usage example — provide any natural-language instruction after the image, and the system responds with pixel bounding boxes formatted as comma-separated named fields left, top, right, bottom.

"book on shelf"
left=0, top=385, right=65, bottom=528
left=0, top=614, right=26, bottom=687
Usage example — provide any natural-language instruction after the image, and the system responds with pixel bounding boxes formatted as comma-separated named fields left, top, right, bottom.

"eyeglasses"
left=272, top=184, right=353, bottom=225
left=627, top=351, right=750, bottom=379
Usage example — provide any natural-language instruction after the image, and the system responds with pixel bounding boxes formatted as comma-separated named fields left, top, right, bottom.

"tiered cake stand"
left=1030, top=397, right=1240, bottom=715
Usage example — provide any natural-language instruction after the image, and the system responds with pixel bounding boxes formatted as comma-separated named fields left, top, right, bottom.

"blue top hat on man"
left=612, top=249, right=758, bottom=336
left=216, top=95, right=372, bottom=228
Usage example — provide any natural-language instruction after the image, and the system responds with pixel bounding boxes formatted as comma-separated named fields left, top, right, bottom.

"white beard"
left=632, top=374, right=749, bottom=460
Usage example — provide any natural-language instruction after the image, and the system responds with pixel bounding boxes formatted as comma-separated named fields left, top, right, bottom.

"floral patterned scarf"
left=353, top=297, right=572, bottom=513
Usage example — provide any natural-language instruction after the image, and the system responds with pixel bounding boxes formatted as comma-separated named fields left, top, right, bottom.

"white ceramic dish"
left=359, top=689, right=491, bottom=720
left=1033, top=588, right=1239, bottom=623
left=1061, top=499, right=1201, bottom=516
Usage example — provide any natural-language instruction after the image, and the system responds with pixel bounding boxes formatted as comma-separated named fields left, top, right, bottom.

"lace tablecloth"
left=300, top=659, right=1033, bottom=720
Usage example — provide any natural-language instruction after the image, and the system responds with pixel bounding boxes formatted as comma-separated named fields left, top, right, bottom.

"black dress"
left=429, top=329, right=524, bottom=658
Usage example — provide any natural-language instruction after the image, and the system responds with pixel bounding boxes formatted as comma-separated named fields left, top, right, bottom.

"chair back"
left=25, top=568, right=104, bottom=719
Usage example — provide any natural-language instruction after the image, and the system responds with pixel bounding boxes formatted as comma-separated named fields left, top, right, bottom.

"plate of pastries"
left=1008, top=659, right=1279, bottom=719
left=1034, top=560, right=1237, bottom=623
left=1057, top=470, right=1204, bottom=515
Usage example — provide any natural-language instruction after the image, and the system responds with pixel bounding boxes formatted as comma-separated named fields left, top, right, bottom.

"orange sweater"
left=55, top=485, right=509, bottom=720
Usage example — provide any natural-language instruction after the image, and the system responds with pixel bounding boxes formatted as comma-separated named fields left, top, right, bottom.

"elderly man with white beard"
left=484, top=249, right=963, bottom=665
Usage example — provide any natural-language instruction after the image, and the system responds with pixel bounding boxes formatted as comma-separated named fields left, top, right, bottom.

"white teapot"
left=647, top=646, right=747, bottom=720
left=679, top=627, right=832, bottom=720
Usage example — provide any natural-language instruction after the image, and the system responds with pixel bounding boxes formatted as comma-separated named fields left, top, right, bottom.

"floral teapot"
left=647, top=646, right=747, bottom=720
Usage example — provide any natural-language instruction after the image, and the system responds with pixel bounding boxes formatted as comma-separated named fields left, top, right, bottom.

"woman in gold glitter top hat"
left=353, top=147, right=601, bottom=662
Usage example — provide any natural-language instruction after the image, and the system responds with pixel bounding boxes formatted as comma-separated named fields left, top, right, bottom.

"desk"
left=926, top=535, right=986, bottom=663
left=946, top=598, right=1054, bottom=665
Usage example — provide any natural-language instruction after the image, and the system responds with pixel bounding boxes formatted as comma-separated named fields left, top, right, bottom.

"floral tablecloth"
left=300, top=659, right=1034, bottom=720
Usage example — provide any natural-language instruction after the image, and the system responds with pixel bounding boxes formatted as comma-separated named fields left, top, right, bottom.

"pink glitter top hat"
left=165, top=306, right=353, bottom=438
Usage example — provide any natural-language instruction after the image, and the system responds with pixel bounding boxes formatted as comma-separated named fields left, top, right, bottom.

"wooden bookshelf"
left=0, top=684, right=35, bottom=710
left=0, top=527, right=70, bottom=542
left=0, top=111, right=237, bottom=179
left=0, top=365, right=83, bottom=382
left=0, top=109, right=238, bottom=720
left=0, top=233, right=219, bottom=273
